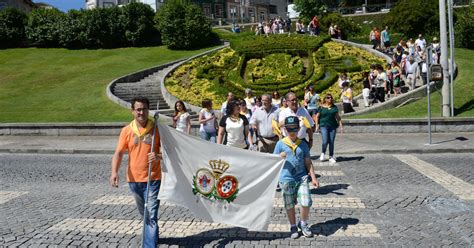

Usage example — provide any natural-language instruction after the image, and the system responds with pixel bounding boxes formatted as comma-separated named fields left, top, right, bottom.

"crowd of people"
left=178, top=89, right=344, bottom=164
left=109, top=93, right=344, bottom=244
left=365, top=27, right=442, bottom=106
left=247, top=16, right=343, bottom=40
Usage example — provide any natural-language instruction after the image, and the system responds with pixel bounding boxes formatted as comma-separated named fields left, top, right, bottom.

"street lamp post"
left=447, top=0, right=455, bottom=116
left=439, top=0, right=451, bottom=117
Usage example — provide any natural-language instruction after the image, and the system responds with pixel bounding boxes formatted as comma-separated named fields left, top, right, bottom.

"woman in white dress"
left=173, top=100, right=191, bottom=134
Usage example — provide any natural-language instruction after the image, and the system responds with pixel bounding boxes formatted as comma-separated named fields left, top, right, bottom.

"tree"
left=121, top=2, right=160, bottom=46
left=26, top=8, right=67, bottom=47
left=293, top=0, right=325, bottom=21
left=383, top=0, right=439, bottom=38
left=454, top=5, right=473, bottom=49
left=319, top=12, right=361, bottom=39
left=0, top=8, right=27, bottom=48
left=155, top=0, right=212, bottom=49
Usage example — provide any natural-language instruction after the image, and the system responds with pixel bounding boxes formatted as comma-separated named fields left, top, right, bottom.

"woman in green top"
left=314, top=94, right=343, bottom=163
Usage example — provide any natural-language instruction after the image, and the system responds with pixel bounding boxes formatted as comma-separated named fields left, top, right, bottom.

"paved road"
left=1, top=153, right=472, bottom=247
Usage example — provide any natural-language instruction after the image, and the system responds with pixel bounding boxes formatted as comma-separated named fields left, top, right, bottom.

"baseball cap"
left=284, top=116, right=300, bottom=133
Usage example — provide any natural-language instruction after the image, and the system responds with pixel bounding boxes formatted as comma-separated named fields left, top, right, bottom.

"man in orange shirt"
left=110, top=97, right=162, bottom=247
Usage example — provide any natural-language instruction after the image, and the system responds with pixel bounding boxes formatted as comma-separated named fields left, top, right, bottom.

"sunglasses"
left=325, top=97, right=333, bottom=99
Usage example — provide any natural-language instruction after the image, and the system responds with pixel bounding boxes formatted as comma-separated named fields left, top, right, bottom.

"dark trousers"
left=375, top=87, right=385, bottom=102
left=343, top=103, right=355, bottom=113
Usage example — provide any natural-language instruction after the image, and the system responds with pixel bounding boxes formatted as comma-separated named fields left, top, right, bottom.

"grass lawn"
left=0, top=46, right=216, bottom=123
left=349, top=48, right=474, bottom=119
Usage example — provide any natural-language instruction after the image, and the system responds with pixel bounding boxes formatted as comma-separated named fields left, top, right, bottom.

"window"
left=103, top=2, right=115, bottom=8
left=203, top=3, right=211, bottom=17
left=215, top=4, right=223, bottom=17
left=269, top=5, right=277, bottom=14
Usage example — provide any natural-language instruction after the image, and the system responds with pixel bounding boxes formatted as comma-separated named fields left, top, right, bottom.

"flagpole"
left=142, top=112, right=159, bottom=248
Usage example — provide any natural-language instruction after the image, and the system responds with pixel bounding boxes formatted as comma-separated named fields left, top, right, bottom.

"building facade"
left=85, top=0, right=161, bottom=10
left=0, top=0, right=37, bottom=12
left=84, top=0, right=286, bottom=23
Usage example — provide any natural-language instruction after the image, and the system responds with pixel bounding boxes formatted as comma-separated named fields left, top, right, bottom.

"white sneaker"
left=329, top=157, right=337, bottom=163
left=320, top=153, right=325, bottom=161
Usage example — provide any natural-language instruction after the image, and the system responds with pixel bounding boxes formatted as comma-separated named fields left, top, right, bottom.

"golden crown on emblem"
left=209, top=159, right=230, bottom=179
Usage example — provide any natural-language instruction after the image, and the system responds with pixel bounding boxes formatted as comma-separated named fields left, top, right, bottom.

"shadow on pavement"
left=159, top=218, right=361, bottom=246
left=335, top=156, right=365, bottom=162
left=159, top=227, right=287, bottom=247
left=310, top=183, right=350, bottom=196
left=310, top=217, right=360, bottom=236
left=433, top=136, right=469, bottom=145
left=310, top=156, right=365, bottom=162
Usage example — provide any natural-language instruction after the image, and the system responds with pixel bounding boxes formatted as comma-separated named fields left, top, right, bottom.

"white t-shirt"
left=272, top=98, right=281, bottom=107
left=244, top=97, right=255, bottom=109
left=278, top=107, right=315, bottom=140
left=199, top=109, right=216, bottom=133
left=219, top=115, right=249, bottom=148
left=415, top=38, right=426, bottom=50
left=342, top=88, right=352, bottom=103
left=175, top=112, right=190, bottom=133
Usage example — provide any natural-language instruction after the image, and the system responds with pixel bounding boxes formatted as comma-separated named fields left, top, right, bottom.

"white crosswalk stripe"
left=0, top=191, right=28, bottom=204
left=394, top=154, right=474, bottom=200
left=46, top=218, right=380, bottom=238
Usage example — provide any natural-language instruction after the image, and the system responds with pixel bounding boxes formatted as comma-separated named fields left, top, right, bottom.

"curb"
left=0, top=148, right=115, bottom=155
left=1, top=148, right=472, bottom=155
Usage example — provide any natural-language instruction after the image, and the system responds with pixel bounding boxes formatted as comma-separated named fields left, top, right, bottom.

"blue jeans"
left=200, top=130, right=217, bottom=143
left=129, top=180, right=161, bottom=248
left=320, top=126, right=337, bottom=157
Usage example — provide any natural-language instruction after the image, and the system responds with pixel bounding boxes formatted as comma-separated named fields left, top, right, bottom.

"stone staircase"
left=110, top=65, right=199, bottom=121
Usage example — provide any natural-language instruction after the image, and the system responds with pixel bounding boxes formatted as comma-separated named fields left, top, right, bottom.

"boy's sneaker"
left=290, top=226, right=299, bottom=239
left=329, top=156, right=337, bottom=163
left=298, top=221, right=313, bottom=238
left=319, top=153, right=325, bottom=161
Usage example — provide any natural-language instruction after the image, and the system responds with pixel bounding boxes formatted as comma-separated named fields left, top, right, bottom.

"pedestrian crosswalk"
left=45, top=218, right=381, bottom=238
left=83, top=159, right=380, bottom=243
left=3, top=155, right=394, bottom=245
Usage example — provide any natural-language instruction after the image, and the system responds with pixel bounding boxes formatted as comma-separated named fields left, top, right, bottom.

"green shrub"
left=121, top=2, right=159, bottom=46
left=230, top=35, right=330, bottom=56
left=292, top=0, right=324, bottom=22
left=454, top=5, right=473, bottom=49
left=155, top=0, right=212, bottom=49
left=58, top=10, right=84, bottom=49
left=9, top=3, right=160, bottom=49
left=0, top=8, right=27, bottom=48
left=26, top=8, right=66, bottom=47
left=319, top=12, right=361, bottom=40
left=77, top=7, right=125, bottom=48
left=384, top=0, right=439, bottom=38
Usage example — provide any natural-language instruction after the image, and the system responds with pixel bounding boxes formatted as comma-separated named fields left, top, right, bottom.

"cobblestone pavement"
left=0, top=153, right=472, bottom=247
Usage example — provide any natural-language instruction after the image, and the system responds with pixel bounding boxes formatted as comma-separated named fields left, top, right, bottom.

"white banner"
left=157, top=124, right=285, bottom=231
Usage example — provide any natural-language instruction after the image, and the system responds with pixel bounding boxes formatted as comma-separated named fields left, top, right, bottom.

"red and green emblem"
left=192, top=160, right=239, bottom=203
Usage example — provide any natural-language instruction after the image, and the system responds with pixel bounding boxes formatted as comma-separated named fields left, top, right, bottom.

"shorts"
left=280, top=179, right=312, bottom=210
left=384, top=41, right=391, bottom=47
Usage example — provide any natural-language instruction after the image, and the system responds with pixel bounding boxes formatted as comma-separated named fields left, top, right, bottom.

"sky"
left=33, top=0, right=84, bottom=12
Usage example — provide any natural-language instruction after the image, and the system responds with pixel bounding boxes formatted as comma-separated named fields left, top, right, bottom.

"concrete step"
left=114, top=90, right=163, bottom=95
left=114, top=82, right=158, bottom=87
left=113, top=86, right=160, bottom=90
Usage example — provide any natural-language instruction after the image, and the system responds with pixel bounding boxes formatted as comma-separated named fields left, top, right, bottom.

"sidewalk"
left=0, top=132, right=472, bottom=154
